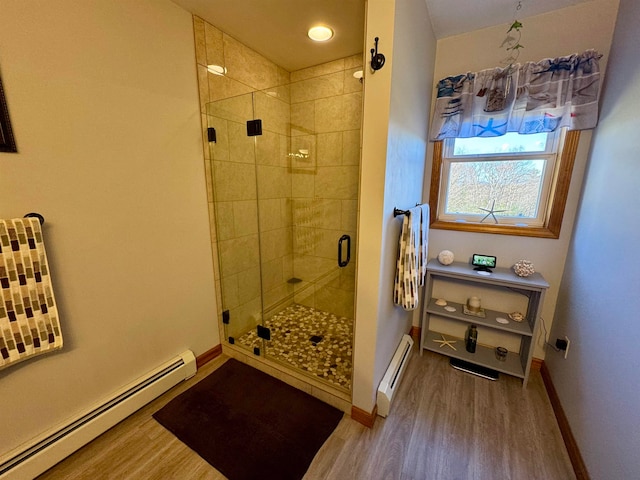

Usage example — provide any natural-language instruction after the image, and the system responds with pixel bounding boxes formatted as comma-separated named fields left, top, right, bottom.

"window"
left=429, top=129, right=580, bottom=238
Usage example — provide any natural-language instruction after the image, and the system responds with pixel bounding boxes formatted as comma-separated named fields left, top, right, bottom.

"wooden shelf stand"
left=420, top=259, right=549, bottom=387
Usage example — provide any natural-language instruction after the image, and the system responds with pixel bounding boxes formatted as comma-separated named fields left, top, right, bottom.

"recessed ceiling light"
left=206, top=64, right=227, bottom=76
left=308, top=25, right=334, bottom=42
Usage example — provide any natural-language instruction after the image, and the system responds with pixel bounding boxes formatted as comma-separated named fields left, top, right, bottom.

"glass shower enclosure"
left=207, top=72, right=361, bottom=391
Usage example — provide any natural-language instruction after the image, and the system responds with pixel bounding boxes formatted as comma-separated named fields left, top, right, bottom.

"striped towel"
left=0, top=218, right=62, bottom=370
left=393, top=205, right=429, bottom=311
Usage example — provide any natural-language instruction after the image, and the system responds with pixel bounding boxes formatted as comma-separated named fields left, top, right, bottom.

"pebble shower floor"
left=236, top=304, right=353, bottom=390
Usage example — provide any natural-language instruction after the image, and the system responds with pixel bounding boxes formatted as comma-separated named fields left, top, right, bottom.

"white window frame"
left=438, top=130, right=562, bottom=227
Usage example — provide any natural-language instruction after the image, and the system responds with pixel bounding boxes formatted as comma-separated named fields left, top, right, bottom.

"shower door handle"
left=338, top=234, right=351, bottom=267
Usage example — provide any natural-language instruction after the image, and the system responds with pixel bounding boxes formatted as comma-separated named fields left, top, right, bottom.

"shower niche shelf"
left=420, top=259, right=549, bottom=387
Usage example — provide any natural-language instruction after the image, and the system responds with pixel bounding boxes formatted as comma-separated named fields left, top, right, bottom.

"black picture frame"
left=0, top=73, right=17, bottom=153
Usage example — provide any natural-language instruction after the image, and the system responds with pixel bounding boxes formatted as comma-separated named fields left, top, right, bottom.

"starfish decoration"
left=479, top=199, right=507, bottom=224
left=473, top=118, right=508, bottom=136
left=433, top=334, right=457, bottom=351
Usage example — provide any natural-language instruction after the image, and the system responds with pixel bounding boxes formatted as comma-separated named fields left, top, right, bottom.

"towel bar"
left=393, top=203, right=425, bottom=218
left=24, top=212, right=45, bottom=225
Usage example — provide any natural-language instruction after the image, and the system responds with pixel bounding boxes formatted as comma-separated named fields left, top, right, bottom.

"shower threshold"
left=235, top=304, right=353, bottom=390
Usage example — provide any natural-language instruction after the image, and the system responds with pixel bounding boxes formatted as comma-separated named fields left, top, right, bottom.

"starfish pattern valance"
left=430, top=49, right=602, bottom=141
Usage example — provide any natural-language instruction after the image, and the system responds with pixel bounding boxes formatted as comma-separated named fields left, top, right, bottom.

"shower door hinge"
left=246, top=119, right=262, bottom=136
left=222, top=310, right=230, bottom=324
left=257, top=324, right=271, bottom=341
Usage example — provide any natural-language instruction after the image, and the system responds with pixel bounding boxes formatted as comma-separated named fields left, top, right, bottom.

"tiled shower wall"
left=289, top=59, right=362, bottom=319
left=193, top=16, right=362, bottom=338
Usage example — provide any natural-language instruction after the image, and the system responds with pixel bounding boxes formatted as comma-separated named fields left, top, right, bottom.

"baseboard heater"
left=377, top=334, right=414, bottom=417
left=0, top=350, right=196, bottom=480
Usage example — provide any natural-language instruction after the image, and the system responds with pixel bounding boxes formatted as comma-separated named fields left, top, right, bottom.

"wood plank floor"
left=37, top=350, right=575, bottom=479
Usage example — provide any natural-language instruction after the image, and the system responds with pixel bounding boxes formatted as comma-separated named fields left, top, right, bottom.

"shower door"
left=208, top=79, right=361, bottom=390
left=208, top=92, right=266, bottom=354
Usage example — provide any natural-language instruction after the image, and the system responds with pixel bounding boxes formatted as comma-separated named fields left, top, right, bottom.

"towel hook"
left=370, top=37, right=386, bottom=72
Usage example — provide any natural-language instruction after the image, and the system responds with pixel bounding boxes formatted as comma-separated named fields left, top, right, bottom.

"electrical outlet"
left=564, top=336, right=570, bottom=359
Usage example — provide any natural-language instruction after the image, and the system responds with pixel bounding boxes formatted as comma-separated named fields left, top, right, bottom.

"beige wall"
left=354, top=0, right=436, bottom=412
left=0, top=0, right=218, bottom=455
left=547, top=1, right=640, bottom=475
left=426, top=0, right=620, bottom=358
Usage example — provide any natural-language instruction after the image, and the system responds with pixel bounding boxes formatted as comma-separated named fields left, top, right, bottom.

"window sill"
left=429, top=220, right=560, bottom=239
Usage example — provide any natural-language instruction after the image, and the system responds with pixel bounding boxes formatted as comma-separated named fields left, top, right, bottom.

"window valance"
left=430, top=49, right=602, bottom=141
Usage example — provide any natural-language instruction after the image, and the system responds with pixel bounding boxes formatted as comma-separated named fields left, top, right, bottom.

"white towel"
left=393, top=205, right=429, bottom=311
left=418, top=204, right=429, bottom=283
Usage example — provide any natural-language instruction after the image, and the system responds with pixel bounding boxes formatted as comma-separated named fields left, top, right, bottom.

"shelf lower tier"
left=422, top=330, right=525, bottom=379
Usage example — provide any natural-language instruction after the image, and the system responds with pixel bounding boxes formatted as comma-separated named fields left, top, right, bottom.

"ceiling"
left=171, top=0, right=592, bottom=71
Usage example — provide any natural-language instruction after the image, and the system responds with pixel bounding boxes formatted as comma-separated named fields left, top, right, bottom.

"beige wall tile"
left=193, top=16, right=207, bottom=66
left=208, top=73, right=254, bottom=103
left=317, top=132, right=343, bottom=166
left=204, top=159, right=213, bottom=203
left=213, top=161, right=257, bottom=201
left=314, top=229, right=344, bottom=259
left=256, top=130, right=278, bottom=166
left=292, top=172, right=314, bottom=198
left=233, top=200, right=259, bottom=236
left=343, top=92, right=363, bottom=130
left=315, top=92, right=363, bottom=133
left=258, top=198, right=284, bottom=231
left=294, top=255, right=334, bottom=283
left=228, top=121, right=255, bottom=163
left=293, top=226, right=316, bottom=255
left=260, top=227, right=293, bottom=262
left=197, top=65, right=209, bottom=113
left=344, top=54, right=364, bottom=69
left=207, top=93, right=254, bottom=123
left=263, top=283, right=294, bottom=312
left=290, top=71, right=344, bottom=103
left=228, top=295, right=262, bottom=338
left=218, top=234, right=260, bottom=277
left=257, top=165, right=291, bottom=199
left=342, top=129, right=361, bottom=165
left=237, top=266, right=261, bottom=304
left=290, top=135, right=316, bottom=172
left=314, top=199, right=342, bottom=230
left=222, top=272, right=240, bottom=309
left=315, top=166, right=359, bottom=200
left=314, top=96, right=344, bottom=133
left=343, top=67, right=364, bottom=94
left=204, top=22, right=224, bottom=67
left=223, top=34, right=278, bottom=90
left=341, top=199, right=359, bottom=231
left=292, top=198, right=314, bottom=227
left=207, top=116, right=229, bottom=161
left=255, top=91, right=290, bottom=136
left=277, top=66, right=290, bottom=86
left=201, top=113, right=210, bottom=160
left=208, top=201, right=217, bottom=242
left=290, top=101, right=315, bottom=137
left=290, top=58, right=345, bottom=82
left=315, top=284, right=355, bottom=318
left=214, top=201, right=235, bottom=241
left=261, top=257, right=284, bottom=292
